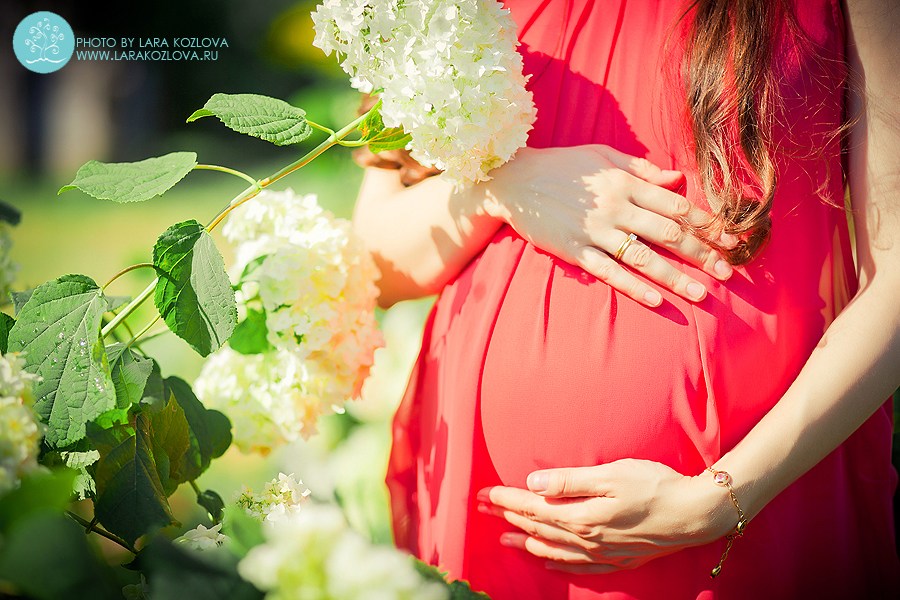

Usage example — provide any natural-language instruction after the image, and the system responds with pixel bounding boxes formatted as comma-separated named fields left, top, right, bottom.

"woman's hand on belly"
left=477, top=145, right=737, bottom=306
left=476, top=459, right=736, bottom=573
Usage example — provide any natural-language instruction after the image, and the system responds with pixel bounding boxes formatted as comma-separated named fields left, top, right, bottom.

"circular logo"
left=13, top=12, right=75, bottom=74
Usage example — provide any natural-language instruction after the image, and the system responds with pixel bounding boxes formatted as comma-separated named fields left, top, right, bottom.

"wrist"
left=686, top=470, right=745, bottom=544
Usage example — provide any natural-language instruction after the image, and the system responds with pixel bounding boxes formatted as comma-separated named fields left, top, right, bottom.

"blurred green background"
left=0, top=0, right=433, bottom=561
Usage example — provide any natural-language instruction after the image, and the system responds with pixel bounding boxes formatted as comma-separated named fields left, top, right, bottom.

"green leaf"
left=366, top=127, right=413, bottom=153
left=149, top=392, right=191, bottom=496
left=8, top=275, right=116, bottom=448
left=0, top=312, right=13, bottom=353
left=358, top=99, right=412, bottom=152
left=153, top=220, right=237, bottom=357
left=10, top=288, right=33, bottom=317
left=229, top=308, right=272, bottom=355
left=87, top=409, right=178, bottom=546
left=105, top=295, right=132, bottom=312
left=166, top=376, right=232, bottom=484
left=140, top=359, right=168, bottom=408
left=0, top=199, right=22, bottom=225
left=187, top=93, right=313, bottom=146
left=0, top=469, right=78, bottom=534
left=60, top=449, right=100, bottom=500
left=237, top=254, right=268, bottom=285
left=196, top=489, right=226, bottom=523
left=413, top=560, right=492, bottom=600
left=58, top=152, right=198, bottom=203
left=107, top=343, right=154, bottom=409
left=0, top=512, right=121, bottom=600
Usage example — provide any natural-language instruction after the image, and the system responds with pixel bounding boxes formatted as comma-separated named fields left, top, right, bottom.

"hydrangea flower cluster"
left=237, top=503, right=448, bottom=600
left=175, top=473, right=310, bottom=553
left=233, top=472, right=311, bottom=524
left=0, top=352, right=43, bottom=496
left=312, top=0, right=536, bottom=188
left=194, top=189, right=383, bottom=451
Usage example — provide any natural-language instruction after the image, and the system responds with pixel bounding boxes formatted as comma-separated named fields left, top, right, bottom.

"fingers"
left=527, top=466, right=610, bottom=497
left=591, top=146, right=684, bottom=191
left=574, top=247, right=663, bottom=307
left=500, top=532, right=603, bottom=564
left=613, top=232, right=710, bottom=301
left=478, top=502, right=600, bottom=553
left=575, top=240, right=706, bottom=305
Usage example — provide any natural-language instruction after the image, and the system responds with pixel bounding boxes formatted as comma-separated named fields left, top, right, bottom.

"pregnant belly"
left=479, top=244, right=713, bottom=487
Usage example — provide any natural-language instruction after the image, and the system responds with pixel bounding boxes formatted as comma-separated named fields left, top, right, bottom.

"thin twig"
left=65, top=510, right=137, bottom=554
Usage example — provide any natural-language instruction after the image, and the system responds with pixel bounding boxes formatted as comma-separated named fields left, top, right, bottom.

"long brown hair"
left=679, top=0, right=795, bottom=264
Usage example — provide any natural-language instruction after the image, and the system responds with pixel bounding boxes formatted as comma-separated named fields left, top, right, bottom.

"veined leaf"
left=366, top=128, right=413, bottom=153
left=153, top=220, right=237, bottom=357
left=8, top=275, right=116, bottom=448
left=107, top=343, right=154, bottom=409
left=87, top=409, right=178, bottom=546
left=358, top=99, right=412, bottom=153
left=59, top=152, right=197, bottom=204
left=149, top=391, right=191, bottom=497
left=187, top=93, right=313, bottom=146
left=166, top=376, right=232, bottom=484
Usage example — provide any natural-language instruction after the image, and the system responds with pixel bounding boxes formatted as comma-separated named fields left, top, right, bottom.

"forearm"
left=713, top=273, right=900, bottom=520
left=712, top=0, right=900, bottom=525
left=352, top=167, right=503, bottom=307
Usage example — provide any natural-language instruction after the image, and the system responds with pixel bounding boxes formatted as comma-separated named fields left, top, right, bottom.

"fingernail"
left=714, top=260, right=733, bottom=280
left=718, top=232, right=739, bottom=247
left=500, top=534, right=515, bottom=547
left=528, top=472, right=549, bottom=493
left=686, top=282, right=706, bottom=300
left=477, top=502, right=491, bottom=515
left=476, top=489, right=490, bottom=503
left=643, top=290, right=662, bottom=306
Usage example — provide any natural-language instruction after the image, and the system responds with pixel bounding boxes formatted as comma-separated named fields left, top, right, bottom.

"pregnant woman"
left=352, top=0, right=900, bottom=598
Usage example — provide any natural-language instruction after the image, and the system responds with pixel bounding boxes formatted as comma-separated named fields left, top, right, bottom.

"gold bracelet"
left=706, top=468, right=749, bottom=579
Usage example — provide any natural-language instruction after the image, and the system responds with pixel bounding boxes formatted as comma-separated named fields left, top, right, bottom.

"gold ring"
left=614, top=233, right=637, bottom=261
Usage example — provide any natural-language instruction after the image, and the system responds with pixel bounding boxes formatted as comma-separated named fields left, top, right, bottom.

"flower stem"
left=126, top=314, right=161, bottom=348
left=65, top=510, right=137, bottom=554
left=101, top=279, right=157, bottom=339
left=102, top=263, right=155, bottom=290
left=206, top=110, right=371, bottom=233
left=194, top=164, right=260, bottom=188
left=258, top=111, right=369, bottom=187
left=306, top=120, right=336, bottom=137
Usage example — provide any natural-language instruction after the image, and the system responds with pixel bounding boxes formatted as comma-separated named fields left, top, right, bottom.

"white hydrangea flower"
left=195, top=189, right=383, bottom=452
left=233, top=472, right=311, bottom=524
left=0, top=352, right=43, bottom=497
left=312, top=0, right=536, bottom=189
left=237, top=503, right=448, bottom=600
left=174, top=523, right=228, bottom=551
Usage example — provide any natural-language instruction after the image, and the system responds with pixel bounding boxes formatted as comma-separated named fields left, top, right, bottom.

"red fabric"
left=386, top=1, right=900, bottom=598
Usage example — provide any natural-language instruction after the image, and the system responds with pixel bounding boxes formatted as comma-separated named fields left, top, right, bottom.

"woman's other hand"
left=476, top=145, right=737, bottom=306
left=476, top=460, right=737, bottom=573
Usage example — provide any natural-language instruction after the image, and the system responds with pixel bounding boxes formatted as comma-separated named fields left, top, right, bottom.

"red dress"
left=386, top=1, right=900, bottom=598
